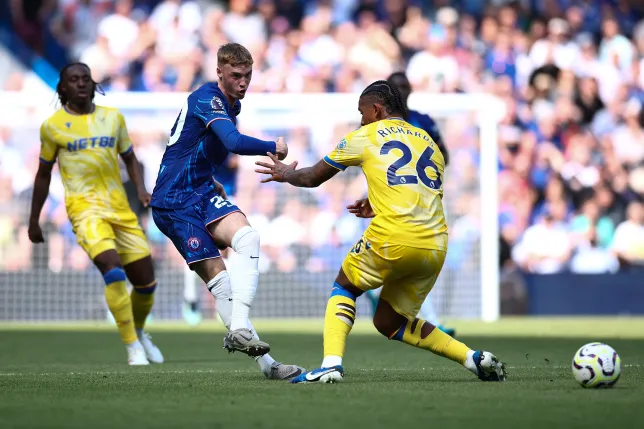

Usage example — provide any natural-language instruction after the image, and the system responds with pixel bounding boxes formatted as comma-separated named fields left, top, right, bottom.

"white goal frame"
left=0, top=91, right=504, bottom=322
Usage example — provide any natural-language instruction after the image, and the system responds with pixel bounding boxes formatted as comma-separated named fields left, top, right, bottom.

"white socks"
left=228, top=226, right=260, bottom=331
left=322, top=355, right=343, bottom=368
left=207, top=270, right=275, bottom=374
left=464, top=350, right=477, bottom=375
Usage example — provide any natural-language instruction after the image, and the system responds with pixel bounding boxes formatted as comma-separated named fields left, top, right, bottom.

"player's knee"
left=231, top=226, right=260, bottom=255
left=133, top=280, right=157, bottom=295
left=103, top=267, right=126, bottom=286
left=93, top=249, right=122, bottom=274
left=372, top=314, right=401, bottom=338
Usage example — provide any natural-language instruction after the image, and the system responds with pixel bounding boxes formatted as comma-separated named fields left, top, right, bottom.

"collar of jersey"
left=64, top=104, right=95, bottom=115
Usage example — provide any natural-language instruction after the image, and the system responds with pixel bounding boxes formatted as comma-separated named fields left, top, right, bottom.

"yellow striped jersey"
left=324, top=118, right=448, bottom=250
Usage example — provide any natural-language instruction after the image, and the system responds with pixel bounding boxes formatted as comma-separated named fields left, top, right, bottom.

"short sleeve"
left=39, top=122, right=58, bottom=165
left=116, top=111, right=133, bottom=155
left=324, top=131, right=366, bottom=171
left=194, top=91, right=231, bottom=128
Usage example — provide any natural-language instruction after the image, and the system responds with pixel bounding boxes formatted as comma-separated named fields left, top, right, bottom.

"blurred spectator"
left=3, top=0, right=644, bottom=277
left=512, top=200, right=572, bottom=274
left=612, top=200, right=644, bottom=269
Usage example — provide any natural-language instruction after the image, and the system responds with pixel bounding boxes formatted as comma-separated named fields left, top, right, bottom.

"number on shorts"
left=380, top=140, right=442, bottom=190
left=210, top=195, right=232, bottom=209
left=168, top=100, right=188, bottom=146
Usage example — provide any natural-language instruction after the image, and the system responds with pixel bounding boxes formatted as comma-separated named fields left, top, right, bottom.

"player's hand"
left=28, top=222, right=45, bottom=243
left=347, top=198, right=375, bottom=218
left=137, top=189, right=152, bottom=208
left=275, top=137, right=288, bottom=161
left=213, top=179, right=228, bottom=200
left=255, top=152, right=298, bottom=183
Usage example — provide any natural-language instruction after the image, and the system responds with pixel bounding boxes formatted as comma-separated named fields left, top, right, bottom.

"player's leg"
left=291, top=236, right=380, bottom=384
left=152, top=206, right=303, bottom=379
left=376, top=249, right=505, bottom=381
left=207, top=211, right=259, bottom=333
left=76, top=216, right=148, bottom=365
left=191, top=257, right=303, bottom=379
left=113, top=215, right=164, bottom=363
left=122, top=256, right=163, bottom=363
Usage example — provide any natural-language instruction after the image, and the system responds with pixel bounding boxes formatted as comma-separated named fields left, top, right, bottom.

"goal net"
left=0, top=91, right=502, bottom=323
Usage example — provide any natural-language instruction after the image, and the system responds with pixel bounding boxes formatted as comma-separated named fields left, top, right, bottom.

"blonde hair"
left=217, top=43, right=254, bottom=67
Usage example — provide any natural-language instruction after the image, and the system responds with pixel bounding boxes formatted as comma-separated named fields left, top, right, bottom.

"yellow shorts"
left=342, top=235, right=446, bottom=320
left=71, top=210, right=151, bottom=265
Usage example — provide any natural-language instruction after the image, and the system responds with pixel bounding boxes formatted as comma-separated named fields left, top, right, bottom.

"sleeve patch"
left=211, top=96, right=227, bottom=115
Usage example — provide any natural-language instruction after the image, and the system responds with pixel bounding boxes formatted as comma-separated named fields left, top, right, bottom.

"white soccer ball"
left=571, top=342, right=621, bottom=388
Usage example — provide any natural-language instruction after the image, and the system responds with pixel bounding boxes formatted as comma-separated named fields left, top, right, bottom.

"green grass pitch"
left=1, top=318, right=643, bottom=429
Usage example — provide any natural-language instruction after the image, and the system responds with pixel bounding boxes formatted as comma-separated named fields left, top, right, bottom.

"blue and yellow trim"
left=323, top=156, right=347, bottom=171
left=133, top=280, right=157, bottom=295
left=119, top=145, right=133, bottom=156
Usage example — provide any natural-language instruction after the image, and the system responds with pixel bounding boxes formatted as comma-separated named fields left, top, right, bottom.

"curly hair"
left=56, top=62, right=104, bottom=106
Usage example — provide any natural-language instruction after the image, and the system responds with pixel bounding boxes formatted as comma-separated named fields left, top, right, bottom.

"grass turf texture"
left=1, top=318, right=643, bottom=429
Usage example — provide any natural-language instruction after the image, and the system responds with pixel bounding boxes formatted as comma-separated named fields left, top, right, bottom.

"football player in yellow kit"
left=28, top=63, right=163, bottom=365
left=255, top=80, right=506, bottom=384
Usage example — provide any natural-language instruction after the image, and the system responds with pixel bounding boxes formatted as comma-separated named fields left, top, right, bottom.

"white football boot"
left=127, top=342, right=150, bottom=366
left=138, top=332, right=164, bottom=364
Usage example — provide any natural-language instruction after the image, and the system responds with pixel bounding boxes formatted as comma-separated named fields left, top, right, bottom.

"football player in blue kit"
left=150, top=43, right=304, bottom=380
left=361, top=72, right=455, bottom=337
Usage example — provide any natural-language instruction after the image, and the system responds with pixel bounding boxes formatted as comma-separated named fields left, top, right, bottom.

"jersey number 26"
left=380, top=141, right=442, bottom=189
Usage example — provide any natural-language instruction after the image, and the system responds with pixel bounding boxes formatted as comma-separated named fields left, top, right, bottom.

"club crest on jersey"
left=211, top=96, right=226, bottom=114
left=337, top=138, right=347, bottom=150
left=187, top=237, right=202, bottom=251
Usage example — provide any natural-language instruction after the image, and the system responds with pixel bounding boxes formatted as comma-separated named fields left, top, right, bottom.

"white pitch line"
left=0, top=364, right=640, bottom=377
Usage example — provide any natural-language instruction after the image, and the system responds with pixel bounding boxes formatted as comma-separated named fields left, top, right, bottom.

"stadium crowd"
left=2, top=0, right=644, bottom=276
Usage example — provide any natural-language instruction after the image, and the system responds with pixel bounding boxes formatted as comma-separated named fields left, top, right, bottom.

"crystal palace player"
left=29, top=63, right=163, bottom=366
left=386, top=71, right=455, bottom=337
left=255, top=80, right=506, bottom=384
left=150, top=43, right=304, bottom=380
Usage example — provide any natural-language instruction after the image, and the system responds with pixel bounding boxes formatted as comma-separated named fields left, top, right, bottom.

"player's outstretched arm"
left=255, top=153, right=339, bottom=188
left=28, top=162, right=54, bottom=243
left=210, top=119, right=287, bottom=159
left=121, top=150, right=151, bottom=207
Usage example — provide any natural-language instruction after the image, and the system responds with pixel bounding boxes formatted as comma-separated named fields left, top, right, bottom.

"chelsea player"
left=150, top=43, right=304, bottom=380
left=255, top=81, right=506, bottom=384
left=182, top=155, right=239, bottom=327
left=29, top=63, right=163, bottom=366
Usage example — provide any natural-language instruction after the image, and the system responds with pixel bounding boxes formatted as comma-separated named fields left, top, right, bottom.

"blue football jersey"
left=407, top=109, right=449, bottom=165
left=151, top=82, right=241, bottom=209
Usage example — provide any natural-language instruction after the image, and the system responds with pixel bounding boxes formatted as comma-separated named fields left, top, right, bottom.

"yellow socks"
left=322, top=284, right=357, bottom=367
left=103, top=268, right=137, bottom=345
left=131, top=281, right=156, bottom=330
left=391, top=317, right=470, bottom=365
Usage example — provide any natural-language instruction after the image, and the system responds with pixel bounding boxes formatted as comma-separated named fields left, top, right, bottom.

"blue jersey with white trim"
left=151, top=82, right=241, bottom=209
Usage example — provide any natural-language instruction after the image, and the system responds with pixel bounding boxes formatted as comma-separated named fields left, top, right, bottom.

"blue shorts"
left=152, top=193, right=241, bottom=264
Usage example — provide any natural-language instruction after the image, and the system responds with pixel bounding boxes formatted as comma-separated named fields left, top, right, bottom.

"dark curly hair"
left=56, top=62, right=104, bottom=107
left=359, top=80, right=408, bottom=120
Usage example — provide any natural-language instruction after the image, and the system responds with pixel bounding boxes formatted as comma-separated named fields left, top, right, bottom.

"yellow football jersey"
left=39, top=105, right=133, bottom=218
left=324, top=117, right=448, bottom=250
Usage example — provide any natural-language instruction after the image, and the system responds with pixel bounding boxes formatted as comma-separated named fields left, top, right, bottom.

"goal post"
left=0, top=91, right=504, bottom=322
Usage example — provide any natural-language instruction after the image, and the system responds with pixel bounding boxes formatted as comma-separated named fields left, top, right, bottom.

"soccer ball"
left=571, top=342, right=621, bottom=388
